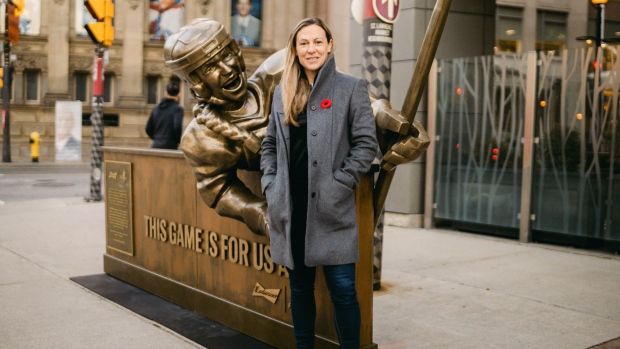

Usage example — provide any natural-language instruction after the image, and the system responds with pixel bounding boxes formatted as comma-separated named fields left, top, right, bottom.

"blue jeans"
left=287, top=263, right=361, bottom=349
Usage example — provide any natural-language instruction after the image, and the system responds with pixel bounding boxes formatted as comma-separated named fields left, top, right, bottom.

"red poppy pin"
left=321, top=99, right=332, bottom=109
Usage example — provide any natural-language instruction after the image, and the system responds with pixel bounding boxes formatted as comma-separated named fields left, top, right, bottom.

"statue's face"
left=193, top=45, right=247, bottom=103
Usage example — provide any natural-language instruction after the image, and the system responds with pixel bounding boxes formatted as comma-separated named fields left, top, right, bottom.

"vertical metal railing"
left=519, top=51, right=537, bottom=242
left=424, top=60, right=438, bottom=229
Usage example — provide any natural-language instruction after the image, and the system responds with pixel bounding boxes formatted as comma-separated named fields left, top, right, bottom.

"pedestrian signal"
left=84, top=0, right=114, bottom=47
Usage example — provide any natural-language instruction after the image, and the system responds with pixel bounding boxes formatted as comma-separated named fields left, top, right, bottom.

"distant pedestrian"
left=146, top=80, right=184, bottom=149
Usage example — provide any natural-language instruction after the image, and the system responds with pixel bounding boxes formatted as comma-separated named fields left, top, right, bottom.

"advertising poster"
left=55, top=101, right=83, bottom=162
left=230, top=0, right=262, bottom=47
left=149, top=0, right=185, bottom=41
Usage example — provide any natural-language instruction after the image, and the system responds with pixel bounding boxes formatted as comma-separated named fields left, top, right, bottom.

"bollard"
left=29, top=131, right=40, bottom=162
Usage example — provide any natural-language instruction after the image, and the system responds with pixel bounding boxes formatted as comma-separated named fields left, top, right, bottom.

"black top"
left=145, top=98, right=184, bottom=149
left=289, top=109, right=309, bottom=197
left=289, top=109, right=309, bottom=266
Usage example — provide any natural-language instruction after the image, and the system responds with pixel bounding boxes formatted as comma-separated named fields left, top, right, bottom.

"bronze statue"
left=164, top=18, right=429, bottom=237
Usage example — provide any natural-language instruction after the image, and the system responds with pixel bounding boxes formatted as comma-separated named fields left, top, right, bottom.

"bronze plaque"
left=105, top=160, right=134, bottom=255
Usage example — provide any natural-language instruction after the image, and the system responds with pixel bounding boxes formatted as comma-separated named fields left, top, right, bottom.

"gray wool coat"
left=260, top=55, right=378, bottom=270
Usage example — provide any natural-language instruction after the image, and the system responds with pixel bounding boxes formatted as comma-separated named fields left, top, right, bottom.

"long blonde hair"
left=281, top=17, right=333, bottom=126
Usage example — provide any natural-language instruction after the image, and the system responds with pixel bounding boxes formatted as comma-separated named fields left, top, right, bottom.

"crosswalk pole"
left=85, top=46, right=105, bottom=202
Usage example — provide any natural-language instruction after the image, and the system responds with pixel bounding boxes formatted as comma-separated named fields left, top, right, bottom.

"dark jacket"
left=260, top=55, right=378, bottom=269
left=146, top=98, right=184, bottom=149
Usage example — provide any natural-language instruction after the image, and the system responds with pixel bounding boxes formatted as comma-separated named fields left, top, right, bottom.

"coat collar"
left=277, top=54, right=337, bottom=150
left=309, top=54, right=336, bottom=96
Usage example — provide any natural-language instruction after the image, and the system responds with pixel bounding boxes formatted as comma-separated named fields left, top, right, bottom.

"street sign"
left=372, top=0, right=400, bottom=24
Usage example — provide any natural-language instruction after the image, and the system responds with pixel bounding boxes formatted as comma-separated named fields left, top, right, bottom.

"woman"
left=260, top=17, right=378, bottom=348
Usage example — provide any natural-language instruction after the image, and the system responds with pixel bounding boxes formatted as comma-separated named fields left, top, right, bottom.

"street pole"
left=2, top=2, right=11, bottom=162
left=373, top=0, right=452, bottom=227
left=595, top=4, right=602, bottom=48
left=361, top=0, right=397, bottom=291
left=85, top=46, right=105, bottom=202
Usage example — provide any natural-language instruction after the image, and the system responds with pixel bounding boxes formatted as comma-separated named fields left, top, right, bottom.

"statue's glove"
left=196, top=109, right=262, bottom=155
left=373, top=101, right=430, bottom=171
left=242, top=201, right=270, bottom=238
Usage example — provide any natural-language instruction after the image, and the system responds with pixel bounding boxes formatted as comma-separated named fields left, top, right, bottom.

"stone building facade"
left=2, top=0, right=617, bottom=224
left=0, top=0, right=320, bottom=161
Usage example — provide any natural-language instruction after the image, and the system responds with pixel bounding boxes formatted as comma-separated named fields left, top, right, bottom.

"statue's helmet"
left=164, top=18, right=246, bottom=102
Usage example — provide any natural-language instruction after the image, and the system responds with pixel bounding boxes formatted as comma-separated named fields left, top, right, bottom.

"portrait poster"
left=230, top=0, right=262, bottom=47
left=55, top=101, right=83, bottom=162
left=75, top=0, right=95, bottom=38
left=149, top=0, right=185, bottom=41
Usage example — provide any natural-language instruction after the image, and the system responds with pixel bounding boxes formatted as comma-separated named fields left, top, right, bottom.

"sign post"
left=2, top=0, right=23, bottom=163
left=85, top=48, right=105, bottom=202
left=83, top=0, right=114, bottom=202
left=361, top=0, right=399, bottom=291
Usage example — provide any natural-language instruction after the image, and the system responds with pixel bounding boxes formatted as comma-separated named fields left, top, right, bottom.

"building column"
left=118, top=0, right=145, bottom=107
left=261, top=0, right=305, bottom=50
left=12, top=68, right=24, bottom=104
left=327, top=1, right=350, bottom=73
left=521, top=5, right=537, bottom=52
left=44, top=0, right=71, bottom=104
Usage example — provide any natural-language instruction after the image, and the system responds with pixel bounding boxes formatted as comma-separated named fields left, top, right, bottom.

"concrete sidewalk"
left=1, top=196, right=619, bottom=348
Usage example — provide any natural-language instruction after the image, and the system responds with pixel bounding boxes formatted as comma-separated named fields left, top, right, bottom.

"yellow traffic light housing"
left=84, top=0, right=114, bottom=47
left=11, top=0, right=24, bottom=16
left=0, top=68, right=4, bottom=89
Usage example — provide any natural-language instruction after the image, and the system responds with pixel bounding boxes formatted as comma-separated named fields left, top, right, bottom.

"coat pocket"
left=316, top=177, right=356, bottom=229
left=265, top=179, right=288, bottom=235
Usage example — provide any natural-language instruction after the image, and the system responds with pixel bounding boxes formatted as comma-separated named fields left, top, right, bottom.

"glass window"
left=75, top=0, right=95, bottom=38
left=604, top=20, right=620, bottom=43
left=496, top=6, right=523, bottom=53
left=75, top=72, right=88, bottom=102
left=537, top=10, right=567, bottom=54
left=25, top=70, right=39, bottom=101
left=104, top=73, right=113, bottom=103
left=19, top=0, right=41, bottom=35
left=147, top=76, right=159, bottom=104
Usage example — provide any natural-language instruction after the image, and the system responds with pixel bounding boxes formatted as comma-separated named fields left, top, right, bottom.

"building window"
left=104, top=73, right=113, bottom=104
left=496, top=6, right=523, bottom=53
left=537, top=10, right=567, bottom=54
left=25, top=70, right=39, bottom=101
left=146, top=75, right=160, bottom=104
left=75, top=72, right=89, bottom=102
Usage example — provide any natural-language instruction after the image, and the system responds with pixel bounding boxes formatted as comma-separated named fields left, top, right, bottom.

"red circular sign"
left=373, top=0, right=400, bottom=24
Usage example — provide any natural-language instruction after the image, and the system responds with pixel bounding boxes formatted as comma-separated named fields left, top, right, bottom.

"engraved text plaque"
left=104, top=160, right=133, bottom=255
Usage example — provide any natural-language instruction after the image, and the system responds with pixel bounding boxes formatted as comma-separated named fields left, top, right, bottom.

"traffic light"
left=84, top=0, right=114, bottom=47
left=11, top=0, right=24, bottom=16
left=0, top=68, right=3, bottom=89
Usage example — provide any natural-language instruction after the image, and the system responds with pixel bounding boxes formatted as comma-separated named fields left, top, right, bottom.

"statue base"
left=102, top=146, right=377, bottom=349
